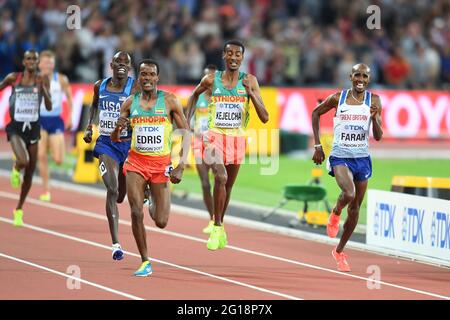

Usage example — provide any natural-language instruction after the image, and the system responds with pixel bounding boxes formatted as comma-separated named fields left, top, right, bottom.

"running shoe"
left=219, top=225, right=227, bottom=249
left=39, top=192, right=51, bottom=202
left=10, top=168, right=21, bottom=189
left=13, top=209, right=23, bottom=227
left=143, top=185, right=152, bottom=206
left=206, top=225, right=222, bottom=251
left=332, top=247, right=351, bottom=272
left=134, top=261, right=152, bottom=277
left=327, top=210, right=340, bottom=238
left=112, top=243, right=124, bottom=261
left=202, top=220, right=214, bottom=234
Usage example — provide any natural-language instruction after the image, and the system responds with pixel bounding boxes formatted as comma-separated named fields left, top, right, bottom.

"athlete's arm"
left=83, top=80, right=101, bottom=143
left=370, top=94, right=383, bottom=141
left=186, top=73, right=214, bottom=129
left=0, top=73, right=16, bottom=91
left=130, top=79, right=140, bottom=95
left=111, top=96, right=132, bottom=143
left=311, top=93, right=340, bottom=165
left=167, top=92, right=192, bottom=184
left=60, top=73, right=73, bottom=130
left=38, top=74, right=52, bottom=111
left=243, top=74, right=269, bottom=123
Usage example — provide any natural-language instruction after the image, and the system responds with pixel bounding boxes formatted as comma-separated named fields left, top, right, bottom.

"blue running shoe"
left=134, top=261, right=152, bottom=277
left=112, top=243, right=124, bottom=261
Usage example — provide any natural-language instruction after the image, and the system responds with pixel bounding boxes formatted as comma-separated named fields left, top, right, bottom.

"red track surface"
left=0, top=176, right=449, bottom=300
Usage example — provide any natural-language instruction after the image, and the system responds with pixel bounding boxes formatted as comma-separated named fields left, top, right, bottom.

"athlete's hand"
left=83, top=126, right=93, bottom=143
left=170, top=165, right=184, bottom=184
left=312, top=146, right=325, bottom=165
left=242, top=75, right=253, bottom=95
left=65, top=118, right=72, bottom=131
left=370, top=103, right=381, bottom=119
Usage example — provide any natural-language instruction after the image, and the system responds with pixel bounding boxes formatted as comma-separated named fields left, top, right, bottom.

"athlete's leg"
left=221, top=164, right=241, bottom=222
left=127, top=171, right=148, bottom=262
left=17, top=143, right=38, bottom=210
left=211, top=162, right=227, bottom=226
left=336, top=180, right=368, bottom=253
left=332, top=165, right=356, bottom=215
left=117, top=163, right=127, bottom=203
left=48, top=132, right=65, bottom=165
left=99, top=154, right=121, bottom=244
left=38, top=130, right=50, bottom=193
left=148, top=182, right=171, bottom=229
left=196, top=162, right=214, bottom=220
left=10, top=135, right=29, bottom=170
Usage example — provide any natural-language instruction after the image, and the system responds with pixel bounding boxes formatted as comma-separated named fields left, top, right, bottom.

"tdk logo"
left=373, top=203, right=395, bottom=238
left=401, top=208, right=424, bottom=244
left=431, top=211, right=450, bottom=249
left=345, top=125, right=364, bottom=130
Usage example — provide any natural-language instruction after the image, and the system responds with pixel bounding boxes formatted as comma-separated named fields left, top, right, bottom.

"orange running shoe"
left=327, top=210, right=340, bottom=238
left=332, top=247, right=351, bottom=272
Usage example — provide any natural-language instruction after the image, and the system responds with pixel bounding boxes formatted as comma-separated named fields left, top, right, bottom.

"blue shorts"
left=327, top=156, right=372, bottom=181
left=93, top=135, right=131, bottom=165
left=40, top=116, right=65, bottom=134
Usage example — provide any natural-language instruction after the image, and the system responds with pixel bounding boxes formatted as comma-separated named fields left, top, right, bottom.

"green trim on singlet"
left=129, top=91, right=173, bottom=156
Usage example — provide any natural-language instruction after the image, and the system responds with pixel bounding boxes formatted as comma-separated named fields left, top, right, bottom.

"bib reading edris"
left=129, top=91, right=173, bottom=157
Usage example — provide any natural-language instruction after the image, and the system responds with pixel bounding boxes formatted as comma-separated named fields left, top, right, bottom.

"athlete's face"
left=223, top=44, right=244, bottom=71
left=111, top=53, right=131, bottom=79
left=139, top=64, right=159, bottom=92
left=23, top=51, right=39, bottom=72
left=38, top=56, right=55, bottom=76
left=350, top=67, right=370, bottom=93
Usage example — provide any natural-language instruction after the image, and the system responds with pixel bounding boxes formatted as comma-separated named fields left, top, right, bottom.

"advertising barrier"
left=367, top=189, right=450, bottom=265
left=1, top=85, right=449, bottom=140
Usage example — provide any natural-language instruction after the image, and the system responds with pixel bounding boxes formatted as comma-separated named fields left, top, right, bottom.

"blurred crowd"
left=0, top=0, right=449, bottom=89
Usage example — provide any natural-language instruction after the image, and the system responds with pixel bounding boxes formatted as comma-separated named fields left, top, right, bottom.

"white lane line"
left=0, top=217, right=301, bottom=300
left=1, top=191, right=449, bottom=299
left=0, top=252, right=143, bottom=300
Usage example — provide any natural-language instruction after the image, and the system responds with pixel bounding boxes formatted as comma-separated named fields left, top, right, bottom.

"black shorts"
left=6, top=121, right=41, bottom=146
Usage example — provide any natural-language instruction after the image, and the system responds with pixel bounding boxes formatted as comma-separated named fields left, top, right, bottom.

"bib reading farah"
left=331, top=89, right=372, bottom=158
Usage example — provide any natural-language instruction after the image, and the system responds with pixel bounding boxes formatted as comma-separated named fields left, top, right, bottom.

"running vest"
left=192, top=92, right=210, bottom=136
left=9, top=73, right=42, bottom=128
left=208, top=71, right=250, bottom=136
left=40, top=72, right=63, bottom=116
left=129, top=91, right=173, bottom=156
left=330, top=89, right=372, bottom=158
left=98, top=76, right=134, bottom=138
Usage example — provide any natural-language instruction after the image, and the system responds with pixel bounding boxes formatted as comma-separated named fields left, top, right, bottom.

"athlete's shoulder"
left=93, top=79, right=103, bottom=88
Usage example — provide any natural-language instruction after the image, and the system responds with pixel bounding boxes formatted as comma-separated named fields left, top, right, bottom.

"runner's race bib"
left=14, top=91, right=39, bottom=122
left=99, top=110, right=127, bottom=137
left=134, top=124, right=164, bottom=153
left=214, top=102, right=243, bottom=128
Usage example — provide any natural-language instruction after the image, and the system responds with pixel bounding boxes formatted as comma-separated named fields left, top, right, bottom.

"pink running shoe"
left=332, top=247, right=351, bottom=272
left=327, top=211, right=340, bottom=238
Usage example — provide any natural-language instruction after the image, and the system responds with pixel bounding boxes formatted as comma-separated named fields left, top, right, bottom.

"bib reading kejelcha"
left=129, top=91, right=172, bottom=156
left=208, top=71, right=249, bottom=136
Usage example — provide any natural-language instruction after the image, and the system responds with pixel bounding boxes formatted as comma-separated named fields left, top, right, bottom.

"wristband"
left=314, top=144, right=322, bottom=148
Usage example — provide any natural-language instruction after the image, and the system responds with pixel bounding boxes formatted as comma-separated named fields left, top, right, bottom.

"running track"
left=0, top=176, right=449, bottom=300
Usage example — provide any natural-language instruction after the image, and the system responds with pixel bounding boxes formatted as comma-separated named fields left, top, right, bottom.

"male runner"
left=37, top=50, right=73, bottom=202
left=312, top=63, right=383, bottom=272
left=0, top=50, right=52, bottom=226
left=190, top=64, right=217, bottom=234
left=83, top=51, right=138, bottom=260
left=187, top=40, right=269, bottom=251
left=112, top=59, right=191, bottom=277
